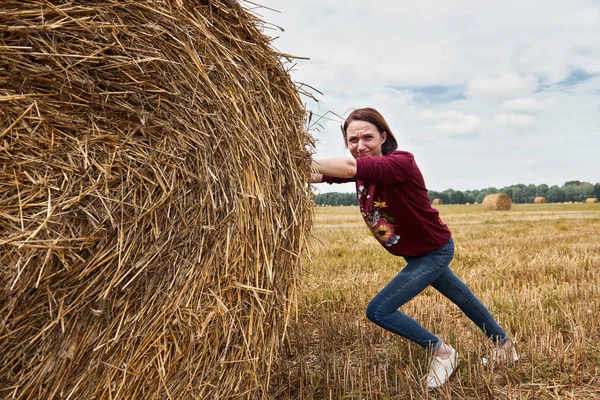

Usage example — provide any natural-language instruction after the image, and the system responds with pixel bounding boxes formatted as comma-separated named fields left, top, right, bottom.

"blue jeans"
left=365, top=238, right=508, bottom=351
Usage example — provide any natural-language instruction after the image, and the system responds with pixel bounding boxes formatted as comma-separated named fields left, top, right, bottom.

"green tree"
left=314, top=192, right=358, bottom=206
left=563, top=184, right=576, bottom=202
left=317, top=182, right=600, bottom=206
left=429, top=190, right=449, bottom=204
left=576, top=183, right=594, bottom=201
left=524, top=184, right=537, bottom=203
left=561, top=181, right=595, bottom=202
left=428, top=190, right=441, bottom=203
left=453, top=191, right=467, bottom=204
left=464, top=191, right=477, bottom=204
left=513, top=186, right=526, bottom=203
left=444, top=189, right=467, bottom=204
left=547, top=185, right=565, bottom=203
left=537, top=184, right=548, bottom=198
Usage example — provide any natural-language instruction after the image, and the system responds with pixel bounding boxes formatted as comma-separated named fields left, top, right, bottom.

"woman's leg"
left=430, top=264, right=508, bottom=344
left=365, top=239, right=454, bottom=350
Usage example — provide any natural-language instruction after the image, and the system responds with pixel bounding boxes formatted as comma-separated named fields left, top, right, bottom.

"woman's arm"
left=311, top=157, right=357, bottom=179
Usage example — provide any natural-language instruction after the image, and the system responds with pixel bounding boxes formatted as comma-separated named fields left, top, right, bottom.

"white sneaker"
left=482, top=341, right=519, bottom=367
left=426, top=346, right=460, bottom=389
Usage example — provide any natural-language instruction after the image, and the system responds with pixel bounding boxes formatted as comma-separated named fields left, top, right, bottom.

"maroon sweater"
left=321, top=150, right=451, bottom=257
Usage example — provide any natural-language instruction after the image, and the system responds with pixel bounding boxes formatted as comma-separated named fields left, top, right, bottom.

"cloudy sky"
left=253, top=0, right=599, bottom=193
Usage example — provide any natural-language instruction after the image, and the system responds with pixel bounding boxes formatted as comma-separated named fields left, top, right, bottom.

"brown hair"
left=341, top=107, right=398, bottom=155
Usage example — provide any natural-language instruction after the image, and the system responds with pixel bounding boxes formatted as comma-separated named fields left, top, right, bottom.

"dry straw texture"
left=586, top=197, right=599, bottom=203
left=482, top=193, right=512, bottom=210
left=0, top=1, right=313, bottom=398
left=432, top=198, right=443, bottom=205
left=533, top=196, right=546, bottom=204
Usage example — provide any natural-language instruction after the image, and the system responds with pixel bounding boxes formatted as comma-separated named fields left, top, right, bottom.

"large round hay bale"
left=432, top=198, right=443, bottom=205
left=586, top=197, right=599, bottom=203
left=534, top=196, right=547, bottom=204
left=482, top=193, right=512, bottom=210
left=0, top=1, right=312, bottom=399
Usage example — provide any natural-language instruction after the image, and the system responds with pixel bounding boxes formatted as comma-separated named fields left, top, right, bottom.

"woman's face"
left=346, top=120, right=387, bottom=158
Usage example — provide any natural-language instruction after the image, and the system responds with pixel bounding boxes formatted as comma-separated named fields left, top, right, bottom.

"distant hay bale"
left=534, top=197, right=547, bottom=204
left=474, top=201, right=479, bottom=205
left=586, top=197, right=599, bottom=203
left=482, top=193, right=512, bottom=210
left=432, top=198, right=443, bottom=205
left=0, top=1, right=313, bottom=399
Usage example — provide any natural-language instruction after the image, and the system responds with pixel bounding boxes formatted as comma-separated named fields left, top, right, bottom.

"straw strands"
left=482, top=193, right=512, bottom=210
left=1, top=1, right=313, bottom=398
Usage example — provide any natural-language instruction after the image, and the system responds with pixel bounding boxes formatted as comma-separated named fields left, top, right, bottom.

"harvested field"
left=275, top=203, right=600, bottom=399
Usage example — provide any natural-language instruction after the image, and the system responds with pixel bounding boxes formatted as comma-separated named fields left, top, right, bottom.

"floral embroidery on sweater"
left=358, top=187, right=400, bottom=247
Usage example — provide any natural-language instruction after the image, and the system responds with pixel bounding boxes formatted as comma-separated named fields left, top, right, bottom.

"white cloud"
left=257, top=1, right=600, bottom=192
left=420, top=109, right=465, bottom=122
left=502, top=98, right=545, bottom=114
left=494, top=113, right=536, bottom=128
left=436, top=115, right=481, bottom=135
left=419, top=109, right=481, bottom=135
left=465, top=73, right=539, bottom=99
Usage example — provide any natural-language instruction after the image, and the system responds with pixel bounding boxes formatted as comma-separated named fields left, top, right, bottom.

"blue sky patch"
left=554, top=69, right=599, bottom=87
left=388, top=84, right=465, bottom=104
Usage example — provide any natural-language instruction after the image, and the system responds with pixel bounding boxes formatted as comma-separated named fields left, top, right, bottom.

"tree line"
left=313, top=181, right=600, bottom=206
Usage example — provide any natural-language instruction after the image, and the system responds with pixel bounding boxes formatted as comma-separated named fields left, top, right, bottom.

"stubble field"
left=275, top=203, right=600, bottom=399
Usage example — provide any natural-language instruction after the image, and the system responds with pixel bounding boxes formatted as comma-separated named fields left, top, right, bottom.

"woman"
left=310, top=107, right=517, bottom=388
